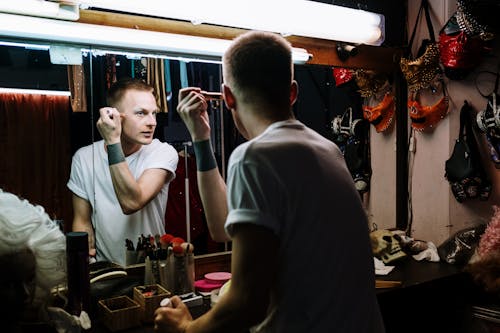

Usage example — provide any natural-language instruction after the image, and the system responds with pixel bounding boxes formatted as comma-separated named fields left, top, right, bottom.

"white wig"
left=0, top=189, right=66, bottom=304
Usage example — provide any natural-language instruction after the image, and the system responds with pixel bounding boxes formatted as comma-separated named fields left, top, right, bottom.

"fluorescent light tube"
left=0, top=13, right=311, bottom=64
left=0, top=0, right=79, bottom=21
left=80, top=0, right=385, bottom=46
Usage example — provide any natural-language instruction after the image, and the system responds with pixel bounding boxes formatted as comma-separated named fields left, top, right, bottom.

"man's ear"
left=290, top=80, right=298, bottom=106
left=222, top=84, right=236, bottom=110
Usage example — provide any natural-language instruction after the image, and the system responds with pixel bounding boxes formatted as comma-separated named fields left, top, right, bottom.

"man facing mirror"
left=154, top=31, right=384, bottom=333
left=67, top=78, right=179, bottom=266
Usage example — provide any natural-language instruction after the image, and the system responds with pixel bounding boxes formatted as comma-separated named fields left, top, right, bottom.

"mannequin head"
left=0, top=189, right=66, bottom=324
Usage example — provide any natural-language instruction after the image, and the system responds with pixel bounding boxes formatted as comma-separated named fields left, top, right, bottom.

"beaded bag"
left=401, top=0, right=452, bottom=131
left=354, top=69, right=388, bottom=98
left=399, top=0, right=442, bottom=93
left=354, top=70, right=396, bottom=133
left=438, top=0, right=494, bottom=80
left=455, top=0, right=494, bottom=42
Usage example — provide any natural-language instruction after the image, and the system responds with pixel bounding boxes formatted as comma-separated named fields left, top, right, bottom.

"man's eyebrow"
left=132, top=107, right=159, bottom=113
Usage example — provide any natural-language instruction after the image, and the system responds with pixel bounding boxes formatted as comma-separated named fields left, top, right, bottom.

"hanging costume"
left=475, top=71, right=500, bottom=168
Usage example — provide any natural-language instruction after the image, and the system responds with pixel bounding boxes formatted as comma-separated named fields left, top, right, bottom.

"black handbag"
left=445, top=103, right=476, bottom=181
left=437, top=224, right=486, bottom=265
left=445, top=101, right=492, bottom=202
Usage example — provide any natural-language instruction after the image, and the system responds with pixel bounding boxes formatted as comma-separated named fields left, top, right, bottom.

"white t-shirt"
left=225, top=120, right=384, bottom=333
left=67, top=139, right=178, bottom=266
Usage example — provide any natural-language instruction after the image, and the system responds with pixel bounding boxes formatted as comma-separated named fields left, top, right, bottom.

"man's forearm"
left=186, top=290, right=255, bottom=333
left=110, top=164, right=169, bottom=215
left=109, top=162, right=144, bottom=214
left=105, top=142, right=146, bottom=213
left=191, top=139, right=230, bottom=242
left=72, top=219, right=96, bottom=255
left=197, top=169, right=230, bottom=242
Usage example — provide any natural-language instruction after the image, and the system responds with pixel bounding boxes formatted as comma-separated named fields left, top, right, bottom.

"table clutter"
left=98, top=295, right=140, bottom=332
left=94, top=233, right=201, bottom=330
left=124, top=233, right=195, bottom=296
left=194, top=271, right=232, bottom=294
left=133, top=284, right=171, bottom=323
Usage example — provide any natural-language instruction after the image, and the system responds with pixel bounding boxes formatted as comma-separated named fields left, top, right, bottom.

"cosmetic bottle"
left=66, top=232, right=90, bottom=316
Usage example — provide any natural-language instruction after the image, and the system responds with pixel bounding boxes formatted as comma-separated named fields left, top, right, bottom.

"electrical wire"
left=406, top=127, right=415, bottom=237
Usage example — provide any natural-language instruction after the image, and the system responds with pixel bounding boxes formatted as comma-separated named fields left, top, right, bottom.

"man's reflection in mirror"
left=67, top=78, right=179, bottom=266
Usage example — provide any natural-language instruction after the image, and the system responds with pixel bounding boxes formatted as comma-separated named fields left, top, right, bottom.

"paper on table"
left=373, top=257, right=395, bottom=275
left=412, top=242, right=440, bottom=262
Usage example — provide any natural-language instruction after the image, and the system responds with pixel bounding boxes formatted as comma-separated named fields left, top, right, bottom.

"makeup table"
left=375, top=257, right=489, bottom=333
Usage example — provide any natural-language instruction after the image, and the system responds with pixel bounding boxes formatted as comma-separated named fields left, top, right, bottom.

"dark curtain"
left=0, top=93, right=73, bottom=228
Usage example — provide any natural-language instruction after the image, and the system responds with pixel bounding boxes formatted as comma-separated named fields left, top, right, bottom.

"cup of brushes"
left=142, top=233, right=195, bottom=296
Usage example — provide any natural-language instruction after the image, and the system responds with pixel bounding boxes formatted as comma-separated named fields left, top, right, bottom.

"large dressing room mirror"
left=84, top=47, right=233, bottom=256
left=0, top=37, right=392, bottom=261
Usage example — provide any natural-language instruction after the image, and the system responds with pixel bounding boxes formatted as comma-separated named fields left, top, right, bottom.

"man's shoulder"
left=147, top=138, right=170, bottom=148
left=140, top=140, right=178, bottom=167
left=74, top=140, right=103, bottom=156
left=146, top=139, right=177, bottom=154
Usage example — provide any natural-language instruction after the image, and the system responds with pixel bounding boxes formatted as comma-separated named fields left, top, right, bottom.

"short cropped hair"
left=0, top=189, right=66, bottom=306
left=223, top=30, right=294, bottom=117
left=106, top=78, right=155, bottom=108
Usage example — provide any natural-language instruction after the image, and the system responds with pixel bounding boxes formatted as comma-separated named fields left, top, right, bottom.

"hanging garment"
left=331, top=107, right=372, bottom=194
left=146, top=58, right=169, bottom=113
left=67, top=64, right=87, bottom=112
left=474, top=71, right=500, bottom=167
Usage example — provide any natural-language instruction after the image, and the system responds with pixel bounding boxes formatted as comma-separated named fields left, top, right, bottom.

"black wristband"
left=107, top=143, right=125, bottom=166
left=193, top=140, right=217, bottom=171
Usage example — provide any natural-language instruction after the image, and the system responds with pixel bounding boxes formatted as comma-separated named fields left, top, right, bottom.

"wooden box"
left=133, top=284, right=171, bottom=323
left=98, top=295, right=140, bottom=332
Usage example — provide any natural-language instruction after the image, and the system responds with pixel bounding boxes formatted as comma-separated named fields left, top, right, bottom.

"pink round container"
left=204, top=272, right=232, bottom=284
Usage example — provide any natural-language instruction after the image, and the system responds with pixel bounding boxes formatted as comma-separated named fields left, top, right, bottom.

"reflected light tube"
left=80, top=0, right=385, bottom=46
left=0, top=13, right=311, bottom=64
left=0, top=40, right=50, bottom=50
left=0, top=88, right=71, bottom=96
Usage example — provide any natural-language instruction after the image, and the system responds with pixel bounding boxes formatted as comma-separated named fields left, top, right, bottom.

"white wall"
left=366, top=116, right=397, bottom=231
